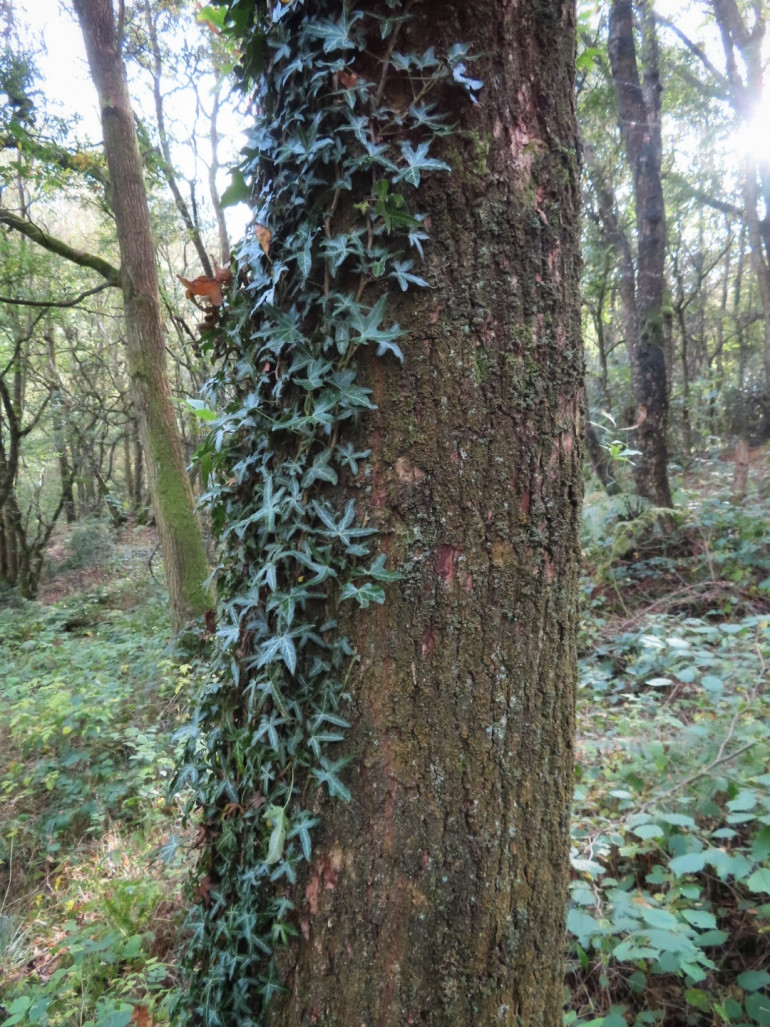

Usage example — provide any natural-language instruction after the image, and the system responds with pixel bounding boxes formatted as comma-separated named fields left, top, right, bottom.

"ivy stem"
left=374, top=1, right=417, bottom=107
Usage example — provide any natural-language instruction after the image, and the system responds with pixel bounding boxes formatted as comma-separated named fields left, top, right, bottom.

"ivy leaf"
left=303, top=10, right=363, bottom=52
left=390, top=258, right=428, bottom=291
left=257, top=633, right=298, bottom=675
left=264, top=804, right=289, bottom=865
left=358, top=552, right=403, bottom=581
left=184, top=398, right=219, bottom=421
left=408, top=102, right=451, bottom=134
left=220, top=168, right=250, bottom=207
left=340, top=581, right=387, bottom=607
left=349, top=294, right=404, bottom=361
left=313, top=756, right=352, bottom=800
left=287, top=813, right=320, bottom=861
left=450, top=61, right=484, bottom=94
left=394, top=140, right=450, bottom=188
left=301, top=450, right=338, bottom=488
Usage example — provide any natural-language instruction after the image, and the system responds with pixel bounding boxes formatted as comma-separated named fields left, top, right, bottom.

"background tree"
left=71, top=0, right=214, bottom=632
left=585, top=0, right=673, bottom=509
left=0, top=0, right=222, bottom=628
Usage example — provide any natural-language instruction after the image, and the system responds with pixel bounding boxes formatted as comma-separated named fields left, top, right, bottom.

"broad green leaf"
left=746, top=868, right=770, bottom=894
left=738, top=970, right=770, bottom=991
left=669, top=852, right=706, bottom=876
left=567, top=907, right=603, bottom=940
left=681, top=909, right=717, bottom=929
left=632, top=823, right=665, bottom=840
left=639, top=906, right=678, bottom=930
left=94, top=1009, right=134, bottom=1027
left=752, top=827, right=770, bottom=862
left=728, top=789, right=759, bottom=812
left=745, top=992, right=770, bottom=1025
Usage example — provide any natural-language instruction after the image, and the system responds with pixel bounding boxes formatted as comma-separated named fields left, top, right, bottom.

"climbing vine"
left=173, top=2, right=480, bottom=1022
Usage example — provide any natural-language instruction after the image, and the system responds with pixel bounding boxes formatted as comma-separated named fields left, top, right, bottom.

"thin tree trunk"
left=608, top=0, right=673, bottom=509
left=132, top=420, right=144, bottom=513
left=72, top=0, right=213, bottom=631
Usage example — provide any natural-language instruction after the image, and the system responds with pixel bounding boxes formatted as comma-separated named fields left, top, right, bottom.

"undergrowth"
left=568, top=456, right=770, bottom=1026
left=3, top=456, right=770, bottom=1027
left=0, top=529, right=203, bottom=1027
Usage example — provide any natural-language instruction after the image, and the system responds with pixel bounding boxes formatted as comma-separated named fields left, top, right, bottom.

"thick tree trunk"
left=607, top=0, right=672, bottom=509
left=266, top=4, right=582, bottom=1025
left=72, top=0, right=213, bottom=631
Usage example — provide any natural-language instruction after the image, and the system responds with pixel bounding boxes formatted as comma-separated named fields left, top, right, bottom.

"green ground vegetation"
left=1, top=453, right=770, bottom=1026
left=0, top=526, right=204, bottom=1027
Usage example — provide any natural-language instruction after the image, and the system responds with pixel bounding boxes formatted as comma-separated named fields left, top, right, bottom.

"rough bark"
left=607, top=0, right=673, bottom=509
left=267, top=4, right=582, bottom=1025
left=71, top=0, right=213, bottom=631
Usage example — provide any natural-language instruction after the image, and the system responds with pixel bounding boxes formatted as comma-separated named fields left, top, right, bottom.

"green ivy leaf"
left=264, top=805, right=289, bottom=865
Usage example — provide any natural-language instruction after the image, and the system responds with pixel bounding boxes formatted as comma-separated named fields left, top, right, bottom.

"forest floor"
left=1, top=452, right=770, bottom=1027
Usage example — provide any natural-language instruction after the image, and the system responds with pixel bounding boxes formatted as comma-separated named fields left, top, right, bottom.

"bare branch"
left=0, top=281, right=114, bottom=308
left=655, top=13, right=727, bottom=84
left=666, top=172, right=744, bottom=217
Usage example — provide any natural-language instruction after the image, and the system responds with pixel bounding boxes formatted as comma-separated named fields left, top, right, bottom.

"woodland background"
left=1, top=1, right=770, bottom=1025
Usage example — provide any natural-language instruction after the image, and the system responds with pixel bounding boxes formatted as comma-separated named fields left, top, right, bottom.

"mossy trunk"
left=73, top=0, right=213, bottom=631
left=608, top=0, right=672, bottom=510
left=268, top=4, right=582, bottom=1025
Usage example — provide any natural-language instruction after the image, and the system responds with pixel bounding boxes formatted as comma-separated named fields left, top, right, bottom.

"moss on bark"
left=266, top=3, right=583, bottom=1024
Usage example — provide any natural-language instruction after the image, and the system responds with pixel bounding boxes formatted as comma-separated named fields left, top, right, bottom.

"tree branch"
left=0, top=208, right=121, bottom=285
left=667, top=172, right=745, bottom=217
left=655, top=13, right=727, bottom=84
left=0, top=281, right=114, bottom=308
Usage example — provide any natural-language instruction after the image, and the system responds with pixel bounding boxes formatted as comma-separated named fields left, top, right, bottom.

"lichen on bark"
left=178, top=2, right=582, bottom=1025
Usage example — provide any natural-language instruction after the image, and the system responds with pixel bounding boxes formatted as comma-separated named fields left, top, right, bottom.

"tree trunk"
left=71, top=0, right=213, bottom=631
left=181, top=3, right=581, bottom=1024
left=267, top=5, right=582, bottom=1024
left=608, top=0, right=672, bottom=509
left=129, top=415, right=144, bottom=513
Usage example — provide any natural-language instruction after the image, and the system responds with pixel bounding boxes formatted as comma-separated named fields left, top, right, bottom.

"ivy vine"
left=173, top=2, right=480, bottom=1023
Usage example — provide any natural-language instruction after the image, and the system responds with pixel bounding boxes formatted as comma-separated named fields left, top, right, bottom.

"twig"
left=635, top=740, right=760, bottom=814
left=0, top=282, right=113, bottom=309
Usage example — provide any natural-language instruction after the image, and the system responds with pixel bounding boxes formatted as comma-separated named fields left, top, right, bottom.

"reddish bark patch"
left=436, top=544, right=460, bottom=586
left=544, top=552, right=554, bottom=585
left=421, top=627, right=436, bottom=656
left=306, top=874, right=320, bottom=915
left=395, top=456, right=426, bottom=483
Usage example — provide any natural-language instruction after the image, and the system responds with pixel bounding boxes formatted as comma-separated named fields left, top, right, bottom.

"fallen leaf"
left=338, top=69, right=359, bottom=89
left=255, top=223, right=272, bottom=259
left=212, top=258, right=233, bottom=285
left=177, top=274, right=224, bottom=307
left=131, top=1006, right=152, bottom=1027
